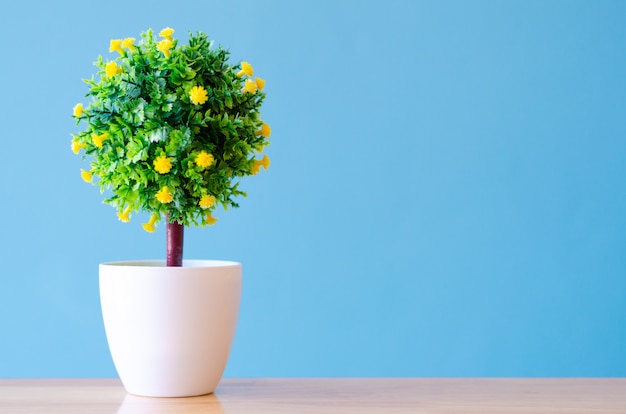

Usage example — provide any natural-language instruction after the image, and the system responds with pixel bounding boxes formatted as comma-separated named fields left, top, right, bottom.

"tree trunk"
left=166, top=215, right=184, bottom=267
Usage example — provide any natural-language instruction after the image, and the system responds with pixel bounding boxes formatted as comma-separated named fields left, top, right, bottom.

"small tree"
left=71, top=28, right=271, bottom=266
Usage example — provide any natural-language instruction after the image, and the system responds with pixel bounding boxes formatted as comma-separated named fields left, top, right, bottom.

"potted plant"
left=71, top=27, right=271, bottom=397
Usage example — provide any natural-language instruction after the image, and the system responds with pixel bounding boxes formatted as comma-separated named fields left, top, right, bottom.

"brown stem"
left=166, top=214, right=184, bottom=267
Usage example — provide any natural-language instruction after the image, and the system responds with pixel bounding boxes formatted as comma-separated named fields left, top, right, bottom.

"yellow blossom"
left=255, top=77, right=266, bottom=90
left=73, top=103, right=83, bottom=117
left=153, top=155, right=173, bottom=174
left=109, top=39, right=123, bottom=54
left=205, top=212, right=218, bottom=226
left=243, top=79, right=258, bottom=94
left=80, top=169, right=92, bottom=183
left=252, top=154, right=270, bottom=175
left=156, top=186, right=174, bottom=204
left=189, top=85, right=208, bottom=105
left=122, top=37, right=135, bottom=50
left=237, top=61, right=254, bottom=77
left=142, top=214, right=158, bottom=233
left=71, top=139, right=85, bottom=154
left=92, top=133, right=107, bottom=149
left=157, top=38, right=173, bottom=57
left=254, top=123, right=271, bottom=138
left=199, top=194, right=216, bottom=209
left=117, top=206, right=131, bottom=223
left=195, top=151, right=214, bottom=168
left=105, top=61, right=121, bottom=78
left=159, top=27, right=175, bottom=39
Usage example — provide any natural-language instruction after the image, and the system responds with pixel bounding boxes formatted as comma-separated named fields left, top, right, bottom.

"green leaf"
left=72, top=28, right=269, bottom=229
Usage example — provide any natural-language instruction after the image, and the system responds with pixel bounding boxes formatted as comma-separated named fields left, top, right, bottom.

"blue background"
left=1, top=0, right=625, bottom=377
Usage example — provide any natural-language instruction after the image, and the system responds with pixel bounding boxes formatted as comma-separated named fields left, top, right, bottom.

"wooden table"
left=1, top=378, right=625, bottom=413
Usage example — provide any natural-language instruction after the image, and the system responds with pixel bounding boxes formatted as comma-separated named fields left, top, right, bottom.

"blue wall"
left=1, top=0, right=625, bottom=377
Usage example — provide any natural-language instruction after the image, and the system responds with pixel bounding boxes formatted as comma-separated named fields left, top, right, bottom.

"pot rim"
left=100, top=259, right=241, bottom=268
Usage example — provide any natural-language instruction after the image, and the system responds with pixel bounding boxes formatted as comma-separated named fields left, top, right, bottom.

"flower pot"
left=99, top=260, right=242, bottom=397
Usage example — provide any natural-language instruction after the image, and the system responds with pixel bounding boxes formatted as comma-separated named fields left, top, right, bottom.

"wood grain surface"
left=0, top=378, right=624, bottom=413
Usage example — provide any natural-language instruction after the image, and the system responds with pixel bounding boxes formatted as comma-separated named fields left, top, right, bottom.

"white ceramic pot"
left=99, top=260, right=242, bottom=397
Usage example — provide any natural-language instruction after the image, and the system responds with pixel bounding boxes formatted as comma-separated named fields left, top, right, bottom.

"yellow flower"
left=205, top=212, right=218, bottom=226
left=254, top=123, right=271, bottom=138
left=92, top=133, right=107, bottom=149
left=242, top=79, right=258, bottom=94
left=117, top=206, right=131, bottom=223
left=80, top=169, right=92, bottom=183
left=122, top=37, right=135, bottom=50
left=142, top=214, right=158, bottom=233
left=255, top=77, right=266, bottom=90
left=195, top=151, right=214, bottom=168
left=73, top=103, right=83, bottom=117
left=109, top=39, right=123, bottom=54
left=153, top=155, right=173, bottom=174
left=157, top=38, right=173, bottom=57
left=237, top=61, right=254, bottom=77
left=105, top=61, right=120, bottom=78
left=159, top=27, right=175, bottom=39
left=156, top=186, right=174, bottom=204
left=199, top=194, right=216, bottom=209
left=189, top=85, right=208, bottom=105
left=71, top=139, right=85, bottom=154
left=252, top=154, right=271, bottom=175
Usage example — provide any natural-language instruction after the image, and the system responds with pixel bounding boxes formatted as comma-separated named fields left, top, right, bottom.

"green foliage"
left=71, top=28, right=270, bottom=229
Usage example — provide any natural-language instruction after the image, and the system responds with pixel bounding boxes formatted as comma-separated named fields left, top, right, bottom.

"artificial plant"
left=71, top=27, right=271, bottom=266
